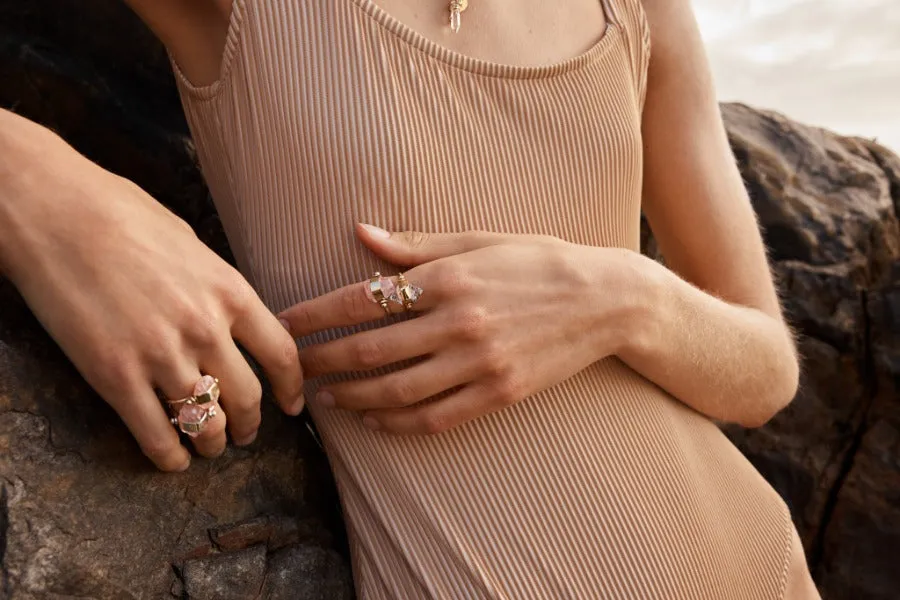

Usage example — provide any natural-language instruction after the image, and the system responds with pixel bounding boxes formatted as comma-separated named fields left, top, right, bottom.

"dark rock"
left=262, top=546, right=354, bottom=600
left=181, top=545, right=267, bottom=600
left=1, top=4, right=899, bottom=600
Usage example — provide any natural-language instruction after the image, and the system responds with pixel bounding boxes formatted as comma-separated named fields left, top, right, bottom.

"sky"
left=692, top=0, right=900, bottom=153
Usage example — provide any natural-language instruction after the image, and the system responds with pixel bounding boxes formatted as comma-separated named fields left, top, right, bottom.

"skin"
left=0, top=0, right=800, bottom=468
left=0, top=110, right=304, bottom=472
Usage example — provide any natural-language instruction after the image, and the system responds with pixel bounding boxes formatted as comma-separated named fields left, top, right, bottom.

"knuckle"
left=492, top=376, right=521, bottom=408
left=419, top=412, right=450, bottom=435
left=353, top=338, right=385, bottom=370
left=179, top=308, right=219, bottom=349
left=453, top=305, right=490, bottom=341
left=402, top=230, right=430, bottom=249
left=288, top=305, right=316, bottom=335
left=479, top=341, right=507, bottom=376
left=340, top=286, right=370, bottom=321
left=274, top=337, right=300, bottom=370
left=384, top=376, right=417, bottom=407
left=141, top=436, right=180, bottom=463
left=94, top=353, right=140, bottom=396
left=435, top=262, right=470, bottom=295
left=218, top=274, right=256, bottom=316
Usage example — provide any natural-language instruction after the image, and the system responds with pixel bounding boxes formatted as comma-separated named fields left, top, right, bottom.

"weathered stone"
left=181, top=545, right=267, bottom=600
left=263, top=546, right=354, bottom=600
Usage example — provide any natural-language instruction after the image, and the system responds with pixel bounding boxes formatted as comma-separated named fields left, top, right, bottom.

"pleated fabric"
left=172, top=0, right=820, bottom=597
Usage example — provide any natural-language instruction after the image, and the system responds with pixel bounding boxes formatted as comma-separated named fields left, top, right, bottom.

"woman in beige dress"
left=0, top=0, right=821, bottom=597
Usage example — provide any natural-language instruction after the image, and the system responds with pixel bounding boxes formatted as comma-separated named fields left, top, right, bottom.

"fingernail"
left=176, top=457, right=191, bottom=472
left=278, top=318, right=291, bottom=333
left=361, top=223, right=391, bottom=239
left=315, top=390, right=335, bottom=408
left=362, top=415, right=380, bottom=431
left=234, top=431, right=258, bottom=446
left=287, top=395, right=305, bottom=416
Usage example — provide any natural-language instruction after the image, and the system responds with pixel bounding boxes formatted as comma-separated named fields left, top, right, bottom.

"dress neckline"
left=348, top=0, right=621, bottom=80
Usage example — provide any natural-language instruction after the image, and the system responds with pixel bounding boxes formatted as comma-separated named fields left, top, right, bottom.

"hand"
left=4, top=143, right=304, bottom=471
left=279, top=224, right=638, bottom=434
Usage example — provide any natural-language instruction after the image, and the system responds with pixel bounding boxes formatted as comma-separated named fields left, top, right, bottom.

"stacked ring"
left=366, top=272, right=393, bottom=316
left=394, top=272, right=424, bottom=312
left=364, top=271, right=425, bottom=314
left=166, top=375, right=220, bottom=437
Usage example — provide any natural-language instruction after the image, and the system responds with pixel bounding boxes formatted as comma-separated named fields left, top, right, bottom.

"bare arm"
left=0, top=99, right=303, bottom=468
left=613, top=0, right=800, bottom=427
left=122, top=0, right=232, bottom=87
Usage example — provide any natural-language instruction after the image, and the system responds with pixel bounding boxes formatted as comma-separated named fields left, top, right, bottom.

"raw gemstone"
left=364, top=275, right=395, bottom=303
left=389, top=284, right=423, bottom=305
left=178, top=403, right=210, bottom=437
left=193, top=375, right=220, bottom=405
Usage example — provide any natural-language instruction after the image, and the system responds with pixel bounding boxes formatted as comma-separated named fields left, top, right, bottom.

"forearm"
left=0, top=109, right=92, bottom=282
left=605, top=250, right=800, bottom=428
left=0, top=110, right=59, bottom=279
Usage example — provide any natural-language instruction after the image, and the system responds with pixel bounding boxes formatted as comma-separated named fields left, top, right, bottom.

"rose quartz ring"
left=365, top=272, right=394, bottom=315
left=365, top=271, right=424, bottom=314
left=167, top=375, right=220, bottom=437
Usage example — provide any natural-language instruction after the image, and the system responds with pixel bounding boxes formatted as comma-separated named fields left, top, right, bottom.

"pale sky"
left=693, top=0, right=900, bottom=153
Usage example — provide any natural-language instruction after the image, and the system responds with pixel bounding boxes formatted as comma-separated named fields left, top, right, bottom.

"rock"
left=1, top=3, right=899, bottom=599
left=718, top=104, right=900, bottom=599
left=181, top=545, right=268, bottom=600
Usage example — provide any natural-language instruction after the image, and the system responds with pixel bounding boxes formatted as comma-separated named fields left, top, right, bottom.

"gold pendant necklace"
left=448, top=0, right=468, bottom=33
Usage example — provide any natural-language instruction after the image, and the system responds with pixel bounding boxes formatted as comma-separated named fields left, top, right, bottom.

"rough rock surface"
left=1, top=2, right=898, bottom=599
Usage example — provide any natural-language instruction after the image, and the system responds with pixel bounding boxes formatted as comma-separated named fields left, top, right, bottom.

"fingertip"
left=278, top=317, right=292, bottom=335
left=358, top=223, right=392, bottom=239
left=284, top=394, right=305, bottom=416
left=233, top=430, right=258, bottom=446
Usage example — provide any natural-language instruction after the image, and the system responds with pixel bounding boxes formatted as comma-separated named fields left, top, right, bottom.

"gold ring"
left=165, top=375, right=221, bottom=437
left=366, top=271, right=393, bottom=316
left=394, top=272, right=424, bottom=312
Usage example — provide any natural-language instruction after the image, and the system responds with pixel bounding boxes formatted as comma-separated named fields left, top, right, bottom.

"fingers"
left=313, top=352, right=477, bottom=412
left=300, top=315, right=444, bottom=378
left=110, top=383, right=192, bottom=472
left=356, top=223, right=517, bottom=265
left=231, top=296, right=305, bottom=416
left=279, top=269, right=437, bottom=338
left=364, top=381, right=507, bottom=435
left=157, top=364, right=228, bottom=459
left=201, top=339, right=264, bottom=445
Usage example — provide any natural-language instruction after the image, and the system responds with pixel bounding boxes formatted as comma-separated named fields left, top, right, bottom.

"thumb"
left=356, top=223, right=513, bottom=266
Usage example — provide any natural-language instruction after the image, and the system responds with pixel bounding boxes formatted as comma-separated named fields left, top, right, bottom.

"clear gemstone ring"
left=391, top=272, right=424, bottom=312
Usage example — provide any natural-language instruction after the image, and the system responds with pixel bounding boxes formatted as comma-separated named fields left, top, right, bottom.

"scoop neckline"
left=348, top=0, right=621, bottom=80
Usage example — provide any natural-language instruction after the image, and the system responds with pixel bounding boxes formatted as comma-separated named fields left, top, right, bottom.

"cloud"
left=693, top=0, right=900, bottom=151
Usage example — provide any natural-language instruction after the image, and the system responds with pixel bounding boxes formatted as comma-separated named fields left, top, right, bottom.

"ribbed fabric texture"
left=173, top=0, right=820, bottom=597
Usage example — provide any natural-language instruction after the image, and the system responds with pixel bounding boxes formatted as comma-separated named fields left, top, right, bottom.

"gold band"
left=368, top=271, right=393, bottom=315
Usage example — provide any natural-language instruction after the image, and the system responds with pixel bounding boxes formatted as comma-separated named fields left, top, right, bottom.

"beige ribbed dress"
left=172, top=0, right=821, bottom=597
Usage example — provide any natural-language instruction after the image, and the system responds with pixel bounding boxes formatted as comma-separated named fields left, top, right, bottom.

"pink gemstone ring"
left=365, top=271, right=394, bottom=315
left=165, top=375, right=221, bottom=437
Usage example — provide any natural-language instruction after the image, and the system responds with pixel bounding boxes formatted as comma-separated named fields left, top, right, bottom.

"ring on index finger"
left=365, top=272, right=393, bottom=316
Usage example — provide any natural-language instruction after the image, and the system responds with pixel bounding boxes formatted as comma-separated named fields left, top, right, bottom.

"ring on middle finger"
left=165, top=374, right=221, bottom=437
left=392, top=272, right=424, bottom=312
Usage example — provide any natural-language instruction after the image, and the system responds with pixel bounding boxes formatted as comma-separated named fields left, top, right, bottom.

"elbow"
left=739, top=350, right=801, bottom=429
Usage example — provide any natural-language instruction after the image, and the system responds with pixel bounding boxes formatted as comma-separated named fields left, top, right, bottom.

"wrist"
left=587, top=248, right=666, bottom=362
left=0, top=112, right=71, bottom=280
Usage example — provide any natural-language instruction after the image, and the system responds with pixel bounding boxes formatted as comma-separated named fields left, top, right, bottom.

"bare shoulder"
left=122, top=0, right=233, bottom=87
